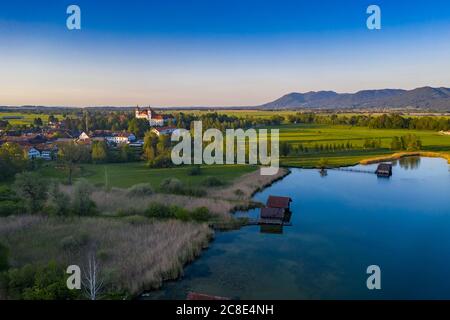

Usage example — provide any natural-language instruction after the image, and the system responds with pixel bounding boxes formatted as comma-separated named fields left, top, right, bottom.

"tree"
left=143, top=131, right=159, bottom=163
left=48, top=182, right=71, bottom=216
left=58, top=142, right=90, bottom=184
left=82, top=254, right=104, bottom=300
left=390, top=136, right=402, bottom=150
left=91, top=141, right=108, bottom=163
left=0, top=143, right=27, bottom=181
left=72, top=179, right=97, bottom=216
left=12, top=172, right=48, bottom=214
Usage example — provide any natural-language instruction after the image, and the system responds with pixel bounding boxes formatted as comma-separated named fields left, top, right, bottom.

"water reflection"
left=397, top=156, right=421, bottom=170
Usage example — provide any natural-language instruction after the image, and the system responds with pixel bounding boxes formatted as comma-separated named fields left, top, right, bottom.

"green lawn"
left=39, top=162, right=257, bottom=189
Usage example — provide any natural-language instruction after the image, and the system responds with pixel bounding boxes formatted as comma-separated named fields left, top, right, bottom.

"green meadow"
left=0, top=112, right=65, bottom=125
left=39, top=162, right=257, bottom=189
left=273, top=124, right=450, bottom=167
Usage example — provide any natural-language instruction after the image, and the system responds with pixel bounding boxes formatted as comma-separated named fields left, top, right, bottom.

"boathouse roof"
left=267, top=196, right=292, bottom=209
left=260, top=207, right=285, bottom=219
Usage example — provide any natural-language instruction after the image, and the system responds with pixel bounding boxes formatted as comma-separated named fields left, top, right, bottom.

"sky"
left=0, top=0, right=449, bottom=107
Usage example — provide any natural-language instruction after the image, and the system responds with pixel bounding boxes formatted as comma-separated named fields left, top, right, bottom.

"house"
left=24, top=146, right=41, bottom=159
left=150, top=126, right=178, bottom=136
left=135, top=106, right=165, bottom=126
left=376, top=163, right=392, bottom=177
left=106, top=132, right=136, bottom=144
left=266, top=196, right=292, bottom=211
left=78, top=132, right=90, bottom=141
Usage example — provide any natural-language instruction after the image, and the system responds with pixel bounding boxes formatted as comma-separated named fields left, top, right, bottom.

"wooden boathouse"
left=375, top=163, right=392, bottom=177
left=258, top=196, right=292, bottom=225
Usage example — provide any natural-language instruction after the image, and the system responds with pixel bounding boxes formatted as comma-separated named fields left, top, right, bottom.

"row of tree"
left=286, top=112, right=450, bottom=131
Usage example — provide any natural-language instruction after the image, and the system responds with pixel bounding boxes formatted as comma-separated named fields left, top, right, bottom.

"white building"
left=135, top=106, right=165, bottom=127
left=150, top=126, right=178, bottom=136
left=106, top=132, right=136, bottom=144
left=25, top=147, right=41, bottom=159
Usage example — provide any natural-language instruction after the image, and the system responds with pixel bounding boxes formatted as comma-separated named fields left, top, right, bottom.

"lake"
left=146, top=157, right=450, bottom=299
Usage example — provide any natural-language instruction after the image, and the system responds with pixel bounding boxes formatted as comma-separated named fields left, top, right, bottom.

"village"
left=0, top=107, right=178, bottom=161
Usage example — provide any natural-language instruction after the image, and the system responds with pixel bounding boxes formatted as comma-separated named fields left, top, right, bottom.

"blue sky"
left=0, top=0, right=449, bottom=106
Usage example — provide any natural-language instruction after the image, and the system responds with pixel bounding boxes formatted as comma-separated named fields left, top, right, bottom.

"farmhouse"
left=151, top=126, right=178, bottom=136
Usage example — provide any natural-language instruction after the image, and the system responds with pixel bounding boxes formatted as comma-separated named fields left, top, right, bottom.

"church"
left=135, top=106, right=165, bottom=127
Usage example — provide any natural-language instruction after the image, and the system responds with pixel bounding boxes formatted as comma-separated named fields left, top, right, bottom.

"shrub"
left=191, top=207, right=211, bottom=222
left=145, top=203, right=175, bottom=219
left=180, top=186, right=207, bottom=197
left=202, top=176, right=224, bottom=187
left=48, top=182, right=71, bottom=216
left=159, top=178, right=183, bottom=193
left=127, top=183, right=153, bottom=197
left=0, top=201, right=24, bottom=216
left=72, top=179, right=97, bottom=216
left=1, top=262, right=80, bottom=300
left=12, top=172, right=48, bottom=214
left=188, top=165, right=202, bottom=176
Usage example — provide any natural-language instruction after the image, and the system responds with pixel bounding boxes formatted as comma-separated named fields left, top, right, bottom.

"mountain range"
left=259, top=87, right=450, bottom=110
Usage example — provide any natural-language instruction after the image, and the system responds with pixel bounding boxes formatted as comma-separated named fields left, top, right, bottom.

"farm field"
left=0, top=112, right=66, bottom=125
left=272, top=124, right=450, bottom=167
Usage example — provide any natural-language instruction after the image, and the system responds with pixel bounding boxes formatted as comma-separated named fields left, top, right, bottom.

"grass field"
left=272, top=124, right=450, bottom=167
left=39, top=162, right=258, bottom=189
left=0, top=112, right=66, bottom=125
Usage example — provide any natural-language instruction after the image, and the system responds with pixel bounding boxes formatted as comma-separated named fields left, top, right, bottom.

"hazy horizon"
left=1, top=0, right=450, bottom=107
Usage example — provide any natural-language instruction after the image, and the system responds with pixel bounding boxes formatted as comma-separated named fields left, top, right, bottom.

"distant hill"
left=260, top=87, right=450, bottom=110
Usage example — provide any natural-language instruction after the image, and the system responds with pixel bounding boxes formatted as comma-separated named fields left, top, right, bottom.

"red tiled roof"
left=266, top=196, right=292, bottom=209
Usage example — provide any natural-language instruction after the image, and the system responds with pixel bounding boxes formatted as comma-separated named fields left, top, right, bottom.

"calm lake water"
left=147, top=157, right=450, bottom=299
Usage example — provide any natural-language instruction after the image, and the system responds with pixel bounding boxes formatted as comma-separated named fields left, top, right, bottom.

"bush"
left=202, top=176, right=224, bottom=187
left=12, top=172, right=48, bottom=214
left=0, top=200, right=24, bottom=216
left=180, top=186, right=207, bottom=197
left=187, top=166, right=202, bottom=176
left=127, top=183, right=153, bottom=197
left=145, top=203, right=175, bottom=219
left=159, top=178, right=183, bottom=193
left=60, top=233, right=89, bottom=252
left=72, top=179, right=97, bottom=216
left=191, top=207, right=211, bottom=222
left=48, top=182, right=71, bottom=216
left=1, top=261, right=80, bottom=300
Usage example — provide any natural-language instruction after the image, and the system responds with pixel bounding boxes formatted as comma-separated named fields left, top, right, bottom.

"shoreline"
left=359, top=151, right=450, bottom=165
left=140, top=167, right=291, bottom=298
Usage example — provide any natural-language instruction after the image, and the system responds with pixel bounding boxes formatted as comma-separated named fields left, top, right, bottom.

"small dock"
left=330, top=163, right=393, bottom=178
